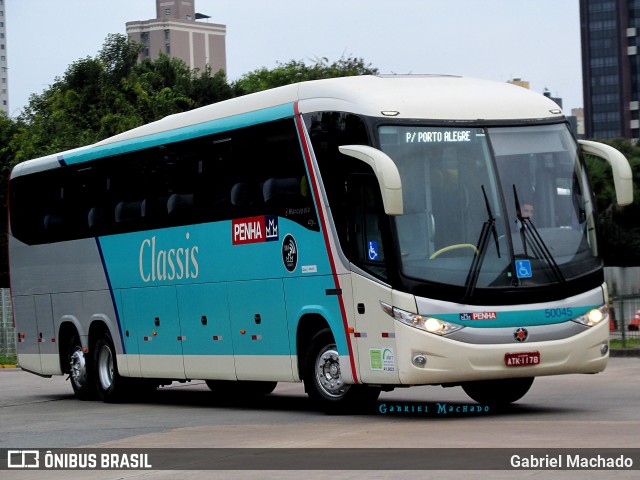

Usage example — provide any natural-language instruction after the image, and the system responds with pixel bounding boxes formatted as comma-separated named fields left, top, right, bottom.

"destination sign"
left=404, top=130, right=472, bottom=143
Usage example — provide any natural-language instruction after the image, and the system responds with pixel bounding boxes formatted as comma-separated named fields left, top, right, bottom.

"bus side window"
left=348, top=174, right=387, bottom=279
left=167, top=193, right=195, bottom=219
left=304, top=111, right=370, bottom=248
left=43, top=213, right=66, bottom=236
left=230, top=183, right=252, bottom=206
left=141, top=196, right=169, bottom=225
left=115, top=201, right=143, bottom=225
left=87, top=207, right=107, bottom=233
left=263, top=177, right=303, bottom=216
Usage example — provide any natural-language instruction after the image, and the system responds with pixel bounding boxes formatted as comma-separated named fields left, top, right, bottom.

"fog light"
left=600, top=344, right=609, bottom=356
left=412, top=354, right=427, bottom=367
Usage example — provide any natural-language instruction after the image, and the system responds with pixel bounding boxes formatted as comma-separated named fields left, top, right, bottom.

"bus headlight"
left=381, top=303, right=463, bottom=336
left=572, top=305, right=608, bottom=327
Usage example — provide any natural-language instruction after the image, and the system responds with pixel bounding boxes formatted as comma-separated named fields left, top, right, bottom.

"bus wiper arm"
left=464, top=185, right=501, bottom=300
left=483, top=184, right=501, bottom=259
left=513, top=186, right=565, bottom=283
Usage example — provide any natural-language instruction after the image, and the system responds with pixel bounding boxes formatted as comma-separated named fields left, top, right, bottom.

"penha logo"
left=232, top=216, right=279, bottom=245
left=460, top=312, right=498, bottom=321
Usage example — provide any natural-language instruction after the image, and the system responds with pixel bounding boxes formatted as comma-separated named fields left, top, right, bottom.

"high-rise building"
left=126, top=0, right=226, bottom=73
left=580, top=0, right=640, bottom=140
left=0, top=0, right=8, bottom=115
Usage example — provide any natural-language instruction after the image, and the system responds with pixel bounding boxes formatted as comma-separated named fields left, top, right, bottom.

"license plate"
left=505, top=351, right=540, bottom=367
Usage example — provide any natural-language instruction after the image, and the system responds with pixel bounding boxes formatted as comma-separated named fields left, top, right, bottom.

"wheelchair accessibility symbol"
left=515, top=259, right=533, bottom=279
left=368, top=240, right=379, bottom=261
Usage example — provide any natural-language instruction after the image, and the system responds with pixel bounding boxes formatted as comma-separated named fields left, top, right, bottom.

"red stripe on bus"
left=294, top=102, right=359, bottom=384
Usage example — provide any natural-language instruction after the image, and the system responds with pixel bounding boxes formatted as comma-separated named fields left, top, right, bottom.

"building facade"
left=0, top=0, right=8, bottom=115
left=126, top=0, right=226, bottom=73
left=580, top=0, right=640, bottom=141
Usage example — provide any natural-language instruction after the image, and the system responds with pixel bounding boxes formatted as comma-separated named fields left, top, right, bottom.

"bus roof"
left=11, top=75, right=564, bottom=179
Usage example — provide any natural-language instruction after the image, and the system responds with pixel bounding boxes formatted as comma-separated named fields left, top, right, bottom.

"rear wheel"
left=461, top=377, right=534, bottom=406
left=94, top=331, right=127, bottom=403
left=67, top=334, right=96, bottom=400
left=304, top=329, right=380, bottom=414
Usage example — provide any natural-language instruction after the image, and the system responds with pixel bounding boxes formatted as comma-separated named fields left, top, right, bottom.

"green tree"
left=0, top=113, right=19, bottom=284
left=13, top=34, right=235, bottom=160
left=234, top=56, right=378, bottom=95
left=585, top=138, right=640, bottom=266
left=16, top=34, right=145, bottom=159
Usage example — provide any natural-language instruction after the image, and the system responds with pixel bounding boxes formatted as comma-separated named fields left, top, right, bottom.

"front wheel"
left=303, top=329, right=380, bottom=414
left=461, top=377, right=534, bottom=406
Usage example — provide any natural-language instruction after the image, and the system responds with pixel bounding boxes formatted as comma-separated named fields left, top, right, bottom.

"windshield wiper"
left=464, top=185, right=501, bottom=300
left=513, top=185, right=565, bottom=283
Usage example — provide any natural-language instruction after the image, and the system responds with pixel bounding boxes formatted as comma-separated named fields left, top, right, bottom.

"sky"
left=5, top=0, right=583, bottom=118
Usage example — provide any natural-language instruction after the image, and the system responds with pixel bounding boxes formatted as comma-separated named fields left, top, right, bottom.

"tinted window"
left=304, top=112, right=391, bottom=279
left=10, top=118, right=318, bottom=245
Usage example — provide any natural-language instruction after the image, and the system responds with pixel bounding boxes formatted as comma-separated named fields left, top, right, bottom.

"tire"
left=461, top=377, right=534, bottom=406
left=303, top=329, right=380, bottom=414
left=93, top=331, right=127, bottom=403
left=205, top=380, right=277, bottom=396
left=67, top=334, right=97, bottom=400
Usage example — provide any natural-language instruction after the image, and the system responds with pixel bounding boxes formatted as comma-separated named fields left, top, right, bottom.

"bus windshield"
left=378, top=123, right=599, bottom=290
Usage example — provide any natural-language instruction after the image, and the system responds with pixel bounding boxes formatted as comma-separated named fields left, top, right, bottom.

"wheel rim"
left=97, top=344, right=114, bottom=391
left=315, top=344, right=350, bottom=398
left=69, top=348, right=87, bottom=388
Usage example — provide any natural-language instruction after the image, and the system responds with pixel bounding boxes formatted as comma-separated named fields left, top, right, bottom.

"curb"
left=610, top=348, right=640, bottom=358
left=0, top=364, right=17, bottom=369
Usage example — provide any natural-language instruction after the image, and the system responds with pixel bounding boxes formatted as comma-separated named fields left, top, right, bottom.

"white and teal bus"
left=9, top=75, right=633, bottom=412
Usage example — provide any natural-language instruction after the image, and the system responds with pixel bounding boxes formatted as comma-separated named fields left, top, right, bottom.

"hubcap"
left=97, top=344, right=114, bottom=390
left=315, top=345, right=350, bottom=398
left=69, top=348, right=87, bottom=388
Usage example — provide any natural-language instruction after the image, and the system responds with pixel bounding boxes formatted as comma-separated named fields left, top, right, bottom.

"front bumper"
left=395, top=317, right=609, bottom=385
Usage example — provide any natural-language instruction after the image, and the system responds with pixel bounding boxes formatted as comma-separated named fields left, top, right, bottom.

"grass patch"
left=0, top=354, right=17, bottom=365
left=610, top=337, right=640, bottom=349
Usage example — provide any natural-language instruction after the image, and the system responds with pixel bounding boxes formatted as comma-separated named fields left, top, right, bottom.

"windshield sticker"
left=459, top=312, right=498, bottom=321
left=515, top=259, right=533, bottom=278
left=368, top=240, right=379, bottom=261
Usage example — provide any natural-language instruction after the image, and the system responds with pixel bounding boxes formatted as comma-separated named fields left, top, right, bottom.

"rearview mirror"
left=338, top=145, right=404, bottom=215
left=579, top=140, right=633, bottom=206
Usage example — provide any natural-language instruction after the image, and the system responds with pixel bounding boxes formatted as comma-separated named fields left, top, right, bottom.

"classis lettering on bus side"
left=139, top=233, right=199, bottom=283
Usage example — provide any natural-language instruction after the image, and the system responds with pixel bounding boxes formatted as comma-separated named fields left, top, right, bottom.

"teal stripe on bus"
left=62, top=103, right=296, bottom=165
left=433, top=305, right=599, bottom=328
